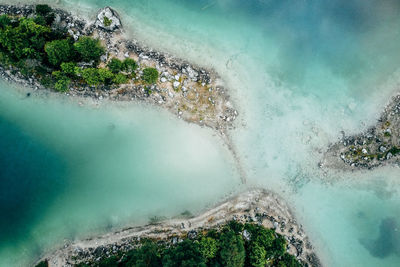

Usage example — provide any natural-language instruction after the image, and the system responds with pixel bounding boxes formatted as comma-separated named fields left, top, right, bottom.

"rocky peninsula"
left=322, top=94, right=400, bottom=170
left=0, top=4, right=238, bottom=132
left=36, top=189, right=321, bottom=267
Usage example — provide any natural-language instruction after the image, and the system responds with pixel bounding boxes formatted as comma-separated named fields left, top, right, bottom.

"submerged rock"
left=95, top=7, right=122, bottom=32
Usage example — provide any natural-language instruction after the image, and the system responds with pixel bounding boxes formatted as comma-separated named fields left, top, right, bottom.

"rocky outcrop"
left=322, top=94, right=400, bottom=170
left=95, top=7, right=121, bottom=32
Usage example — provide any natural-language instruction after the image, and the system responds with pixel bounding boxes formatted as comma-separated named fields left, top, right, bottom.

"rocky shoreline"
left=0, top=4, right=238, bottom=133
left=37, top=189, right=321, bottom=267
left=0, top=4, right=247, bottom=183
left=322, top=94, right=400, bottom=170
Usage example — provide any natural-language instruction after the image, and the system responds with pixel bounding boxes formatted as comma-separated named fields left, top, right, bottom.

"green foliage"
left=219, top=229, right=245, bottom=267
left=81, top=67, right=102, bottom=86
left=162, top=239, right=206, bottom=267
left=123, top=58, right=137, bottom=73
left=103, top=16, right=112, bottom=27
left=107, top=58, right=123, bottom=73
left=36, top=4, right=52, bottom=16
left=74, top=36, right=105, bottom=63
left=45, top=39, right=73, bottom=66
left=54, top=76, right=71, bottom=92
left=142, top=67, right=158, bottom=84
left=112, top=73, right=128, bottom=85
left=60, top=62, right=77, bottom=76
left=33, top=15, right=47, bottom=26
left=80, top=68, right=116, bottom=86
left=122, top=240, right=162, bottom=267
left=34, top=260, right=48, bottom=267
left=276, top=253, right=302, bottom=267
left=0, top=17, right=51, bottom=60
left=0, top=15, right=11, bottom=29
left=248, top=243, right=267, bottom=267
left=90, top=222, right=302, bottom=267
left=199, top=237, right=218, bottom=261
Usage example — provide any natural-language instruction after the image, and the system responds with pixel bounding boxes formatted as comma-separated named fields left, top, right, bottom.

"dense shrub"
left=60, top=62, right=77, bottom=76
left=0, top=17, right=50, bottom=60
left=69, top=222, right=304, bottom=267
left=107, top=58, right=123, bottom=73
left=36, top=4, right=52, bottom=16
left=0, top=14, right=11, bottom=28
left=34, top=260, right=48, bottom=267
left=45, top=39, right=73, bottom=66
left=142, top=67, right=158, bottom=84
left=54, top=76, right=70, bottom=92
left=112, top=73, right=128, bottom=85
left=74, top=36, right=105, bottom=63
left=122, top=58, right=137, bottom=73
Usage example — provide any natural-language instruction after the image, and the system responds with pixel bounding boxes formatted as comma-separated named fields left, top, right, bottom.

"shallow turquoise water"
left=2, top=0, right=400, bottom=266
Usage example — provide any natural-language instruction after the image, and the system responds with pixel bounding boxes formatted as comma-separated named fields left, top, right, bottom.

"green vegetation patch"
left=142, top=67, right=159, bottom=84
left=103, top=16, right=112, bottom=27
left=76, top=221, right=303, bottom=267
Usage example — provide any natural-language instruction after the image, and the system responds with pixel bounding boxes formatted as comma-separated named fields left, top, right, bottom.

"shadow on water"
left=359, top=217, right=400, bottom=258
left=0, top=117, right=67, bottom=245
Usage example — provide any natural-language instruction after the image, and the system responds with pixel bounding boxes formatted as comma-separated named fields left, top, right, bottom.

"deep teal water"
left=1, top=0, right=400, bottom=266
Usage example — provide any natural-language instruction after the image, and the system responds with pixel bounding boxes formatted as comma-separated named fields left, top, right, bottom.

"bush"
left=33, top=15, right=47, bottom=26
left=162, top=239, right=206, bottom=267
left=45, top=39, right=73, bottom=66
left=112, top=73, right=128, bottom=85
left=122, top=240, right=162, bottom=266
left=36, top=4, right=52, bottom=16
left=142, top=67, right=158, bottom=84
left=54, top=76, right=70, bottom=92
left=74, top=36, right=105, bottom=63
left=60, top=62, right=77, bottom=76
left=34, top=260, right=48, bottom=267
left=0, top=14, right=11, bottom=28
left=123, top=58, right=137, bottom=73
left=103, top=16, right=112, bottom=27
left=276, top=253, right=302, bottom=267
left=0, top=18, right=51, bottom=59
left=199, top=237, right=218, bottom=261
left=81, top=68, right=102, bottom=86
left=219, top=230, right=245, bottom=267
left=107, top=58, right=123, bottom=73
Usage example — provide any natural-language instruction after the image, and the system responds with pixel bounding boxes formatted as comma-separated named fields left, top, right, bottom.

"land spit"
left=322, top=93, right=400, bottom=171
left=37, top=189, right=321, bottom=267
left=0, top=4, right=246, bottom=183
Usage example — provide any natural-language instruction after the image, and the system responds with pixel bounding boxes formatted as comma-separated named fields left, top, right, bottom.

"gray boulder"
left=95, top=7, right=122, bottom=32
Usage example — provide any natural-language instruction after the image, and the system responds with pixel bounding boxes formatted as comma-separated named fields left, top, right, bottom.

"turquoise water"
left=2, top=0, right=400, bottom=266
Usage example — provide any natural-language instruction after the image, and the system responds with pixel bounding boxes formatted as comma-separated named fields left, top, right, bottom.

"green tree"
left=219, top=230, right=245, bottom=267
left=45, top=39, right=73, bottom=66
left=107, top=58, right=123, bottom=73
left=54, top=76, right=70, bottom=92
left=142, top=67, right=158, bottom=84
left=112, top=73, right=128, bottom=84
left=162, top=239, right=206, bottom=267
left=36, top=4, right=52, bottom=16
left=198, top=237, right=218, bottom=261
left=33, top=15, right=47, bottom=26
left=276, top=253, right=302, bottom=267
left=34, top=260, right=48, bottom=267
left=0, top=18, right=50, bottom=59
left=122, top=240, right=162, bottom=267
left=60, top=62, right=77, bottom=76
left=0, top=15, right=11, bottom=29
left=74, top=36, right=105, bottom=62
left=248, top=243, right=267, bottom=267
left=81, top=68, right=102, bottom=86
left=123, top=58, right=137, bottom=73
